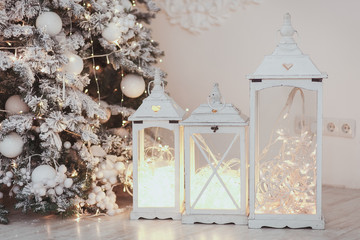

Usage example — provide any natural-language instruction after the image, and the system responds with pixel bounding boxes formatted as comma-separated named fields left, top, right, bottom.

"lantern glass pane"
left=138, top=127, right=175, bottom=208
left=190, top=132, right=241, bottom=210
left=255, top=86, right=317, bottom=215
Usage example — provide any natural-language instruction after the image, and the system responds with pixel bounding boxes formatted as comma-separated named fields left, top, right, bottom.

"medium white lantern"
left=247, top=13, right=327, bottom=229
left=181, top=83, right=248, bottom=224
left=129, top=70, right=185, bottom=220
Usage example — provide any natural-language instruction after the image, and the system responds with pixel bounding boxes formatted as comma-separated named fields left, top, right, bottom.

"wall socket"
left=294, top=116, right=356, bottom=138
left=323, top=118, right=356, bottom=138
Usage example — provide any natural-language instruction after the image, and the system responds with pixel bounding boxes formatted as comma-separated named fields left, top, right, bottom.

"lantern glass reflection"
left=189, top=132, right=241, bottom=210
left=138, top=127, right=175, bottom=208
left=255, top=87, right=317, bottom=215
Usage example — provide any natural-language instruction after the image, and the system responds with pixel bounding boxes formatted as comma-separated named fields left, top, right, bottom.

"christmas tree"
left=0, top=0, right=163, bottom=224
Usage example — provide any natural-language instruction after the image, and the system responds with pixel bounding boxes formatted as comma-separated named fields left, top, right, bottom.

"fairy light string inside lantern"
left=138, top=127, right=176, bottom=207
left=255, top=87, right=316, bottom=215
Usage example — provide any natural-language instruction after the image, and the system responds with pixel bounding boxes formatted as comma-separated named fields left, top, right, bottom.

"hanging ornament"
left=121, top=74, right=145, bottom=98
left=63, top=52, right=84, bottom=75
left=31, top=165, right=57, bottom=184
left=99, top=101, right=111, bottom=124
left=5, top=95, right=29, bottom=115
left=63, top=141, right=72, bottom=149
left=0, top=132, right=24, bottom=158
left=102, top=23, right=121, bottom=42
left=99, top=108, right=112, bottom=124
left=36, top=12, right=63, bottom=36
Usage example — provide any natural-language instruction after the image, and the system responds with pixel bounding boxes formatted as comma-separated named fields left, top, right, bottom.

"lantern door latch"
left=211, top=126, right=219, bottom=132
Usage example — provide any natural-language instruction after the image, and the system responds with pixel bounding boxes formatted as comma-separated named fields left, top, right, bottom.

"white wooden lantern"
left=181, top=83, right=249, bottom=224
left=247, top=13, right=327, bottom=229
left=129, top=70, right=185, bottom=220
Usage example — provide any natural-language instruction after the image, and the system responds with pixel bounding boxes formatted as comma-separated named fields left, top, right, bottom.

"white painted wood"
left=130, top=211, right=182, bottom=220
left=129, top=71, right=185, bottom=220
left=181, top=85, right=248, bottom=224
left=247, top=13, right=327, bottom=229
left=246, top=13, right=327, bottom=80
left=182, top=213, right=248, bottom=225
left=248, top=218, right=325, bottom=229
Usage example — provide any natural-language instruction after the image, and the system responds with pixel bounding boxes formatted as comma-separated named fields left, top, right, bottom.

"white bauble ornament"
left=107, top=209, right=115, bottom=216
left=87, top=199, right=96, bottom=205
left=48, top=189, right=55, bottom=195
left=121, top=0, right=132, bottom=9
left=36, top=12, right=63, bottom=36
left=63, top=52, right=84, bottom=75
left=89, top=192, right=96, bottom=199
left=99, top=108, right=111, bottom=124
left=63, top=141, right=72, bottom=149
left=94, top=186, right=102, bottom=193
left=47, top=179, right=56, bottom=188
left=102, top=23, right=121, bottom=42
left=58, top=165, right=67, bottom=174
left=38, top=187, right=47, bottom=196
left=6, top=171, right=13, bottom=178
left=0, top=132, right=24, bottom=158
left=5, top=95, right=29, bottom=115
left=64, top=178, right=73, bottom=188
left=96, top=170, right=104, bottom=179
left=0, top=192, right=3, bottom=199
left=121, top=74, right=145, bottom=98
left=31, top=165, right=56, bottom=184
left=109, top=176, right=117, bottom=184
left=12, top=185, right=20, bottom=193
left=55, top=185, right=64, bottom=195
left=115, top=162, right=125, bottom=172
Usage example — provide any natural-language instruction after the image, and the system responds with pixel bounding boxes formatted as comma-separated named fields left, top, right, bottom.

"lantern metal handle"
left=147, top=79, right=165, bottom=96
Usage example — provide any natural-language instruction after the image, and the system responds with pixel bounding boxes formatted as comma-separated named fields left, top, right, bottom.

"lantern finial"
left=208, top=83, right=225, bottom=111
left=149, top=68, right=164, bottom=96
left=279, top=13, right=296, bottom=44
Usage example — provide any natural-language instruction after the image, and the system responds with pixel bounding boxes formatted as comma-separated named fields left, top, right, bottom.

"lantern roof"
left=128, top=70, right=185, bottom=121
left=182, top=83, right=248, bottom=126
left=247, top=13, right=328, bottom=80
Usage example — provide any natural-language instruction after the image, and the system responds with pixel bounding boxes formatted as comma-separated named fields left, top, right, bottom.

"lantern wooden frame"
left=181, top=84, right=249, bottom=224
left=129, top=71, right=185, bottom=220
left=247, top=13, right=327, bottom=229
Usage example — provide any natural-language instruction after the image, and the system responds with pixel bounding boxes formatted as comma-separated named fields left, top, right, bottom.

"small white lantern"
left=247, top=13, right=327, bottom=229
left=129, top=70, right=185, bottom=220
left=181, top=83, right=248, bottom=224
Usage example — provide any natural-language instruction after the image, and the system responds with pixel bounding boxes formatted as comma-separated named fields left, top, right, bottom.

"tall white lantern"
left=129, top=71, right=185, bottom=220
left=247, top=13, right=327, bottom=229
left=181, top=83, right=249, bottom=224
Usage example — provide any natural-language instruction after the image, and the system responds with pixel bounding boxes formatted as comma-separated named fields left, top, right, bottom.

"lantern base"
left=248, top=217, right=325, bottom=229
left=182, top=212, right=248, bottom=225
left=130, top=210, right=182, bottom=220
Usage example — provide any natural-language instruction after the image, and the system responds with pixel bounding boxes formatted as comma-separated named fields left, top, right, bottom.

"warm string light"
left=138, top=127, right=176, bottom=208
left=190, top=134, right=241, bottom=210
left=255, top=88, right=316, bottom=215
left=88, top=35, right=101, bottom=103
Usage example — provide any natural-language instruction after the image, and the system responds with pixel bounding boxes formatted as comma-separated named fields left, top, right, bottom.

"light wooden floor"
left=0, top=186, right=359, bottom=240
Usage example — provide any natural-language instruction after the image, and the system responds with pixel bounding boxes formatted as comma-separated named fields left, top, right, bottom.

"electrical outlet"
left=338, top=119, right=356, bottom=138
left=323, top=118, right=339, bottom=137
left=295, top=117, right=356, bottom=138
left=323, top=118, right=356, bottom=138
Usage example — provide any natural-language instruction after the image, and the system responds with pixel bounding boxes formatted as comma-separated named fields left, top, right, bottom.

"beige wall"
left=151, top=0, right=360, bottom=189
